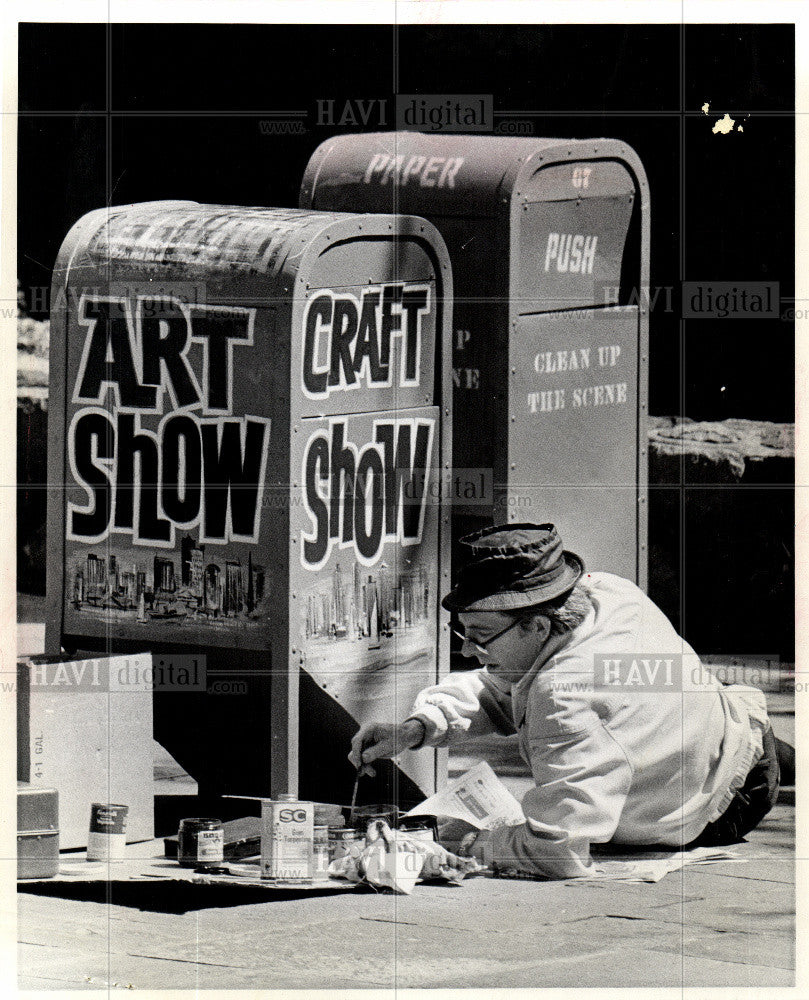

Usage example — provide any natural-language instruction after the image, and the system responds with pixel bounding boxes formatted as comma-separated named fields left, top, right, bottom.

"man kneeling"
left=350, top=523, right=787, bottom=878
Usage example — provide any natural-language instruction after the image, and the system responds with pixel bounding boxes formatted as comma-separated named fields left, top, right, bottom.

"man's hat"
left=441, top=522, right=585, bottom=613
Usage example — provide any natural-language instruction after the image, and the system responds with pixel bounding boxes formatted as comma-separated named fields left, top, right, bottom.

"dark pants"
left=688, top=725, right=781, bottom=848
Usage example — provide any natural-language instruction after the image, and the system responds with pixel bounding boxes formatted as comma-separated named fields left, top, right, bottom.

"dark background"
left=17, top=23, right=795, bottom=656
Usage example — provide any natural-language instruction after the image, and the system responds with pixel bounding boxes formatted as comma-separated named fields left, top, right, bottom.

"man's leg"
left=775, top=736, right=795, bottom=785
left=690, top=725, right=780, bottom=848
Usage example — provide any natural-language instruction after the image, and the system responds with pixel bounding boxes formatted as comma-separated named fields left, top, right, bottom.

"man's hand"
left=349, top=719, right=426, bottom=774
left=420, top=841, right=482, bottom=878
left=458, top=828, right=493, bottom=866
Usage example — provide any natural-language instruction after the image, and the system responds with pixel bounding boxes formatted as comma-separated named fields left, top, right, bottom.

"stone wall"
left=649, top=416, right=794, bottom=485
left=648, top=416, right=794, bottom=659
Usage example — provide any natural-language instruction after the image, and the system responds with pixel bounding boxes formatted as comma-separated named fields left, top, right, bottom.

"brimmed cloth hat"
left=441, top=523, right=585, bottom=613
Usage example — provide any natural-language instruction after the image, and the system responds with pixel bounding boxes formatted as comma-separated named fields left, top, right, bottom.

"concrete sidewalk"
left=16, top=799, right=794, bottom=990
left=15, top=613, right=796, bottom=989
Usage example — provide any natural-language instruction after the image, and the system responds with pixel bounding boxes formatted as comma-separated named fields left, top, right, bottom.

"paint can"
left=261, top=796, right=314, bottom=881
left=177, top=817, right=225, bottom=869
left=329, top=826, right=360, bottom=862
left=397, top=814, right=439, bottom=842
left=87, top=803, right=128, bottom=861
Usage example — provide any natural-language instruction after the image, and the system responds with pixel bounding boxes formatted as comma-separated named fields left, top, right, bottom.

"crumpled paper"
left=583, top=846, right=744, bottom=883
left=494, top=846, right=744, bottom=884
left=328, top=820, right=484, bottom=894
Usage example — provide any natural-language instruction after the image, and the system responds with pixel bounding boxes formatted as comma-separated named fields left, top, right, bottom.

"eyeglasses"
left=450, top=618, right=521, bottom=657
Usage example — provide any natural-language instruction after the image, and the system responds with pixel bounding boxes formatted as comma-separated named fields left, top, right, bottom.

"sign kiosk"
left=46, top=202, right=452, bottom=804
left=301, top=133, right=650, bottom=586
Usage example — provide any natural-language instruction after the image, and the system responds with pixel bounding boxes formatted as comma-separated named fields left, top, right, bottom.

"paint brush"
left=349, top=771, right=361, bottom=821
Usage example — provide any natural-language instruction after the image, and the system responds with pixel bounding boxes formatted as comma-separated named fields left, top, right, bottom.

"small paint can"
left=177, top=817, right=225, bottom=869
left=397, top=814, right=439, bottom=843
left=401, top=823, right=435, bottom=843
left=329, top=826, right=360, bottom=862
left=87, top=803, right=128, bottom=861
left=312, top=825, right=330, bottom=877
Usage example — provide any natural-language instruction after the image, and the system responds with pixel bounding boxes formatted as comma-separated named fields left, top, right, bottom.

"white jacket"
left=410, top=573, right=769, bottom=878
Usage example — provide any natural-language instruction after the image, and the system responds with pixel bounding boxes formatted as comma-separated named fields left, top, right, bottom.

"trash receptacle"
left=46, top=201, right=452, bottom=803
left=301, top=133, right=649, bottom=586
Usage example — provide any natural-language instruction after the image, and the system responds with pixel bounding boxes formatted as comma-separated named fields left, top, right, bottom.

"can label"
left=196, top=829, right=224, bottom=862
left=89, top=803, right=128, bottom=834
left=329, top=828, right=359, bottom=862
left=261, top=799, right=313, bottom=881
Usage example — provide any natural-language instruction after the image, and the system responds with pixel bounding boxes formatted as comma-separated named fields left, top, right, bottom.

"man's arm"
left=485, top=725, right=634, bottom=878
left=349, top=668, right=513, bottom=770
left=407, top=668, right=515, bottom=746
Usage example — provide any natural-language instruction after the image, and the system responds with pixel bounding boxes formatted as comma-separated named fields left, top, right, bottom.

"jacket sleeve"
left=489, top=723, right=633, bottom=878
left=406, top=669, right=516, bottom=747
